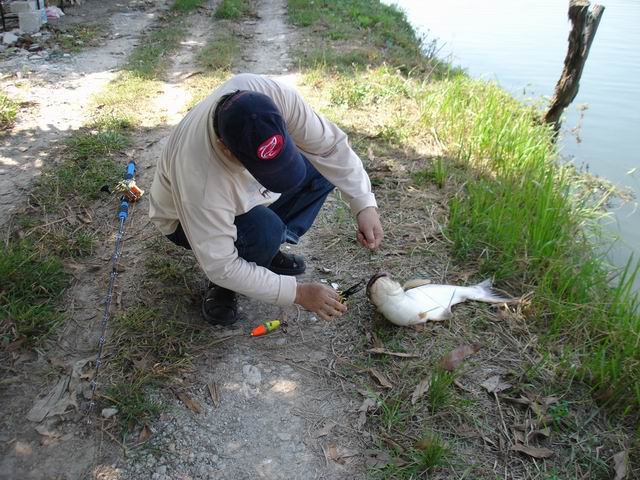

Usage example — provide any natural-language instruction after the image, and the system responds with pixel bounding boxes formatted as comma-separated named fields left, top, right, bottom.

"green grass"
left=4, top=113, right=131, bottom=344
left=413, top=158, right=448, bottom=189
left=66, top=129, right=130, bottom=161
left=52, top=23, right=105, bottom=53
left=33, top=126, right=127, bottom=211
left=377, top=394, right=414, bottom=433
left=425, top=368, right=456, bottom=414
left=104, top=301, right=204, bottom=433
left=287, top=0, right=453, bottom=75
left=307, top=63, right=640, bottom=413
left=372, top=433, right=449, bottom=479
left=171, top=0, right=206, bottom=12
left=0, top=242, right=68, bottom=344
left=2, top=120, right=129, bottom=344
left=196, top=28, right=239, bottom=72
left=422, top=77, right=640, bottom=411
left=215, top=0, right=253, bottom=19
left=106, top=379, right=163, bottom=434
left=92, top=73, right=163, bottom=126
left=112, top=305, right=200, bottom=366
left=127, top=23, right=185, bottom=79
left=0, top=92, right=18, bottom=130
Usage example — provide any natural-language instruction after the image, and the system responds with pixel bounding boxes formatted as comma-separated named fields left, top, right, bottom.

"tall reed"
left=420, top=76, right=639, bottom=410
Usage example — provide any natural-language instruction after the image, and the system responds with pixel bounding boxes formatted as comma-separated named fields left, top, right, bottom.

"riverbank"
left=287, top=0, right=639, bottom=475
left=0, top=0, right=637, bottom=478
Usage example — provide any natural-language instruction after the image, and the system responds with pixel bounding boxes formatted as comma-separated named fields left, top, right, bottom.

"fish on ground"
left=366, top=273, right=517, bottom=326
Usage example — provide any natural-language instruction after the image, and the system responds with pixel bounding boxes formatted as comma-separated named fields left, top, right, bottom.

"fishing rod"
left=86, top=161, right=144, bottom=418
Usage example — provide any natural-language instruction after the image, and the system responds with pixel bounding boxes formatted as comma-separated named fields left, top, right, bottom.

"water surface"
left=388, top=0, right=640, bottom=277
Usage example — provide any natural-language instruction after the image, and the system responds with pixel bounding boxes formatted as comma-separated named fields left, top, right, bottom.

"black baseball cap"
left=215, top=90, right=306, bottom=193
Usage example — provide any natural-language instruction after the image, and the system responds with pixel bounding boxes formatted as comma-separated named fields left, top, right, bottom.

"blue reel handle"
left=118, top=200, right=129, bottom=219
left=125, top=161, right=136, bottom=180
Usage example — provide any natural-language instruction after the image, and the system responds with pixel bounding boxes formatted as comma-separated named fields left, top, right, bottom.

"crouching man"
left=149, top=73, right=383, bottom=325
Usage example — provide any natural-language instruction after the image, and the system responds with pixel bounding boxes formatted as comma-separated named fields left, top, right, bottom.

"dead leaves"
left=26, top=357, right=93, bottom=422
left=411, top=377, right=430, bottom=405
left=368, top=368, right=393, bottom=389
left=137, top=424, right=152, bottom=444
left=440, top=344, right=482, bottom=371
left=503, top=392, right=560, bottom=419
left=357, top=397, right=377, bottom=429
left=323, top=443, right=359, bottom=465
left=510, top=443, right=554, bottom=459
left=173, top=390, right=202, bottom=414
left=613, top=450, right=628, bottom=480
left=480, top=375, right=512, bottom=394
left=367, top=348, right=419, bottom=359
left=363, top=449, right=407, bottom=469
left=207, top=382, right=220, bottom=408
left=314, top=422, right=336, bottom=438
left=364, top=450, right=392, bottom=468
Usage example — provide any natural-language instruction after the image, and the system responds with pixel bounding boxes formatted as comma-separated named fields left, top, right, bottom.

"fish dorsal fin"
left=403, top=279, right=432, bottom=291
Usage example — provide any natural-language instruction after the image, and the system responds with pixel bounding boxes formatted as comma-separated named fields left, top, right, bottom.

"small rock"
left=2, top=32, right=19, bottom=45
left=14, top=441, right=32, bottom=456
left=277, top=432, right=291, bottom=441
left=242, top=364, right=262, bottom=386
left=101, top=407, right=118, bottom=419
left=156, top=465, right=167, bottom=475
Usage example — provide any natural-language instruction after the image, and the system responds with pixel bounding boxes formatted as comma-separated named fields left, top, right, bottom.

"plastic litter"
left=46, top=6, right=65, bottom=20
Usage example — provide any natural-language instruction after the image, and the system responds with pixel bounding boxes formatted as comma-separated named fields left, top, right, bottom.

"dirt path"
left=2, top=0, right=368, bottom=479
left=0, top=0, right=169, bottom=226
left=116, top=1, right=367, bottom=479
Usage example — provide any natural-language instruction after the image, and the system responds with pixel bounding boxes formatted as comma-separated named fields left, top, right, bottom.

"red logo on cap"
left=257, top=135, right=284, bottom=160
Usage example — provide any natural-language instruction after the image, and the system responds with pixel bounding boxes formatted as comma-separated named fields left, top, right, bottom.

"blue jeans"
left=167, top=157, right=335, bottom=267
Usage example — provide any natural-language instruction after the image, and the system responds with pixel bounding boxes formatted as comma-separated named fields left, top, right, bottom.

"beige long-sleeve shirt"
left=149, top=74, right=377, bottom=306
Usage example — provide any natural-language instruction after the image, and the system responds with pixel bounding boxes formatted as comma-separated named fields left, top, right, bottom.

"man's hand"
left=356, top=206, right=383, bottom=250
left=295, top=283, right=348, bottom=321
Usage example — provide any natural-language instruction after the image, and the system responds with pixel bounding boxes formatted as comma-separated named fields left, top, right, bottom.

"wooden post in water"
left=544, top=0, right=605, bottom=132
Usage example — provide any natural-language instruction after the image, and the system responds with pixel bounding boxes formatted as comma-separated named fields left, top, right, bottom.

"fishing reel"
left=115, top=179, right=144, bottom=203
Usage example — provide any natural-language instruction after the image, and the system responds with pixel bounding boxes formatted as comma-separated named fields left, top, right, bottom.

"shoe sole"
left=201, top=301, right=238, bottom=326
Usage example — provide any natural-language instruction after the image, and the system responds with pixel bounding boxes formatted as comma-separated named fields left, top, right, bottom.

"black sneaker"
left=268, top=250, right=306, bottom=276
left=202, top=284, right=238, bottom=326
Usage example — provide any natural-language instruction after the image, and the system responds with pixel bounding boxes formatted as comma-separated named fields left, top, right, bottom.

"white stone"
left=101, top=407, right=118, bottom=418
left=242, top=364, right=262, bottom=386
left=2, top=33, right=19, bottom=45
left=10, top=1, right=36, bottom=14
left=19, top=11, right=42, bottom=34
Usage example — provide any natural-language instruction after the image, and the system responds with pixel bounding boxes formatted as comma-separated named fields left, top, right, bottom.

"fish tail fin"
left=469, top=278, right=517, bottom=303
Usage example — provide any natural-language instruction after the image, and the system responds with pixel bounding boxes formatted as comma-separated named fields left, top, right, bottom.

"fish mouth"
left=366, top=272, right=390, bottom=295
